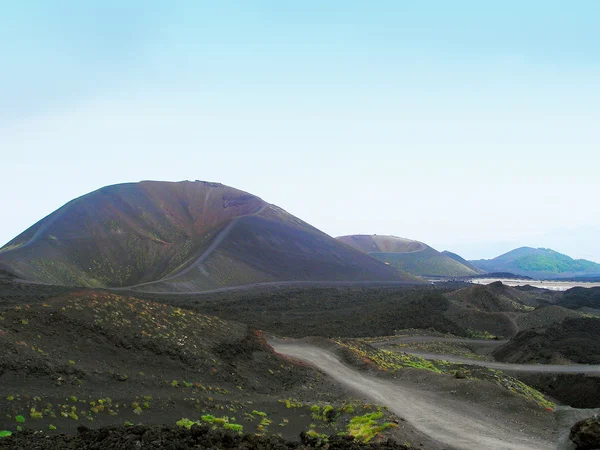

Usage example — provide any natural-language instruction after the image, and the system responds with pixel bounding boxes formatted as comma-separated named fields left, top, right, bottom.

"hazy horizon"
left=2, top=1, right=598, bottom=262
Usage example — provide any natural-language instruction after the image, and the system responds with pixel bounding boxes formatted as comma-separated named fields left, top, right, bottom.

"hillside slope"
left=338, top=235, right=477, bottom=277
left=470, top=247, right=600, bottom=279
left=0, top=289, right=411, bottom=444
left=0, top=181, right=416, bottom=291
left=445, top=281, right=539, bottom=313
left=441, top=251, right=484, bottom=274
left=493, top=317, right=600, bottom=365
left=559, top=286, right=600, bottom=311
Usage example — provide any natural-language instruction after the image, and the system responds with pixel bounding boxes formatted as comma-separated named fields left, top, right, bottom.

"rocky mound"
left=337, top=235, right=477, bottom=278
left=519, top=374, right=600, bottom=409
left=0, top=181, right=414, bottom=291
left=514, top=305, right=584, bottom=332
left=0, top=291, right=322, bottom=436
left=493, top=317, right=600, bottom=364
left=570, top=416, right=600, bottom=450
left=560, top=287, right=600, bottom=310
left=445, top=281, right=536, bottom=312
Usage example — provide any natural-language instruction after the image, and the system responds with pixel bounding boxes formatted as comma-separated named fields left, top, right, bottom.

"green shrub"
left=201, top=414, right=215, bottom=423
left=176, top=418, right=199, bottom=429
left=223, top=423, right=243, bottom=433
left=347, top=412, right=397, bottom=442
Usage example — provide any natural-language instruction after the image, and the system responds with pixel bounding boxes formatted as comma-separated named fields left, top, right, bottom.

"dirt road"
left=373, top=336, right=600, bottom=374
left=372, top=335, right=509, bottom=346
left=396, top=350, right=600, bottom=374
left=270, top=340, right=553, bottom=450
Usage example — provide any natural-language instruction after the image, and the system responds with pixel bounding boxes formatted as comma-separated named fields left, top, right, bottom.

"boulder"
left=570, top=416, right=600, bottom=449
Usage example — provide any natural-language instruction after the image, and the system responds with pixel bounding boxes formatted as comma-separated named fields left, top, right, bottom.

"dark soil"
left=0, top=424, right=408, bottom=449
left=0, top=278, right=75, bottom=308
left=0, top=284, right=432, bottom=448
left=142, top=286, right=467, bottom=338
left=3, top=279, right=599, bottom=447
left=560, top=287, right=600, bottom=310
left=518, top=374, right=600, bottom=408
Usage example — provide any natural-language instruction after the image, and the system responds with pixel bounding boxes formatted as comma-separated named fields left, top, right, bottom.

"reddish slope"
left=338, top=235, right=477, bottom=277
left=0, top=181, right=416, bottom=290
left=338, top=235, right=426, bottom=253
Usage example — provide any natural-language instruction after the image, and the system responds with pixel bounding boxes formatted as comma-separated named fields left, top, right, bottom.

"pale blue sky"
left=1, top=1, right=599, bottom=261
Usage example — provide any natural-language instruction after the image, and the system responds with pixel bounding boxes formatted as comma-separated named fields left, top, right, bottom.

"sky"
left=1, top=0, right=599, bottom=261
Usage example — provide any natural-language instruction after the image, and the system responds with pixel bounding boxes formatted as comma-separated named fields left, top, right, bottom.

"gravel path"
left=270, top=340, right=553, bottom=450
left=374, top=336, right=600, bottom=374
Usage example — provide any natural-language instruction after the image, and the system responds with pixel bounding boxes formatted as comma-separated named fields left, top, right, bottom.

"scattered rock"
left=570, top=416, right=600, bottom=449
left=0, top=425, right=410, bottom=449
left=454, top=370, right=467, bottom=379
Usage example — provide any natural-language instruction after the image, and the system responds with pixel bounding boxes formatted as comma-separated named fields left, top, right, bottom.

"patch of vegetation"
left=337, top=339, right=556, bottom=411
left=177, top=415, right=244, bottom=434
left=466, top=329, right=497, bottom=340
left=337, top=339, right=444, bottom=373
left=345, top=412, right=398, bottom=443
left=386, top=341, right=488, bottom=361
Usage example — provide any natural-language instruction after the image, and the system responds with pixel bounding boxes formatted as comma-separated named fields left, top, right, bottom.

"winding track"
left=372, top=335, right=509, bottom=346
left=123, top=201, right=425, bottom=293
left=270, top=340, right=553, bottom=450
left=393, top=350, right=600, bottom=374
left=127, top=204, right=270, bottom=289
left=373, top=336, right=600, bottom=374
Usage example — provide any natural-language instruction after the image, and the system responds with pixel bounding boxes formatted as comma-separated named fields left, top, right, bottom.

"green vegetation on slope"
left=336, top=339, right=555, bottom=411
left=471, top=247, right=600, bottom=278
left=518, top=252, right=600, bottom=274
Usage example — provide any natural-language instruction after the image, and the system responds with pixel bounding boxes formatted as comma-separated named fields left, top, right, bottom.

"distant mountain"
left=337, top=235, right=478, bottom=277
left=470, top=247, right=600, bottom=279
left=441, top=251, right=485, bottom=274
left=0, top=181, right=418, bottom=291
